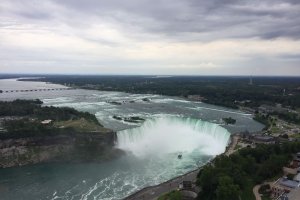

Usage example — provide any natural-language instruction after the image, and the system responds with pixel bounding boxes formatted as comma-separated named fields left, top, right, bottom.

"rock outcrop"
left=0, top=131, right=120, bottom=168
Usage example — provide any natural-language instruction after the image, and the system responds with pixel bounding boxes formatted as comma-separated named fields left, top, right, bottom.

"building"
left=258, top=104, right=289, bottom=114
left=178, top=181, right=197, bottom=200
left=250, top=135, right=276, bottom=144
left=249, top=77, right=253, bottom=85
left=179, top=181, right=193, bottom=190
left=280, top=194, right=289, bottom=200
left=271, top=177, right=300, bottom=199
left=291, top=159, right=300, bottom=169
left=280, top=178, right=300, bottom=189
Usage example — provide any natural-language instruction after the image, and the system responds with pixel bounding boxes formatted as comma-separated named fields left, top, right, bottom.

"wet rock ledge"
left=0, top=131, right=121, bottom=168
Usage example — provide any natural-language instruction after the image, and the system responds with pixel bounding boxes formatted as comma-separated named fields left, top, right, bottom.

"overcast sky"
left=1, top=0, right=300, bottom=75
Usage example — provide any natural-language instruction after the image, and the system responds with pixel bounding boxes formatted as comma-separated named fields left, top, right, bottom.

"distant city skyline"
left=1, top=0, right=300, bottom=75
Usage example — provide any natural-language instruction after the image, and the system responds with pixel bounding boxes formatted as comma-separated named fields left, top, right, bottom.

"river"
left=0, top=78, right=264, bottom=200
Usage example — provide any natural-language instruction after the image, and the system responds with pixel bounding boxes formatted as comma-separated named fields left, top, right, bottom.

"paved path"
left=253, top=184, right=262, bottom=200
left=225, top=135, right=239, bottom=156
left=253, top=182, right=272, bottom=200
left=125, top=169, right=200, bottom=200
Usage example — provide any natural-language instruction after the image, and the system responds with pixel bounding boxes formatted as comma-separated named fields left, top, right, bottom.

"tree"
left=216, top=176, right=241, bottom=200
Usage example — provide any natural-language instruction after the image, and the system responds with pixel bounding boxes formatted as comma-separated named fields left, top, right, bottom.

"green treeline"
left=271, top=111, right=300, bottom=125
left=253, top=113, right=271, bottom=130
left=222, top=117, right=236, bottom=125
left=2, top=119, right=75, bottom=139
left=197, top=142, right=300, bottom=200
left=0, top=99, right=102, bottom=139
left=0, top=99, right=100, bottom=125
left=0, top=99, right=43, bottom=116
left=253, top=111, right=300, bottom=129
left=26, top=76, right=300, bottom=109
left=113, top=115, right=145, bottom=123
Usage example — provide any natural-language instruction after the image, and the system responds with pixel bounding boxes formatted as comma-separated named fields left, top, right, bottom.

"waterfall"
left=117, top=116, right=231, bottom=158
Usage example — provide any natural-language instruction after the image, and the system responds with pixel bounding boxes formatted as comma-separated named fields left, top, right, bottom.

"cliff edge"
left=0, top=99, right=121, bottom=168
left=0, top=131, right=120, bottom=168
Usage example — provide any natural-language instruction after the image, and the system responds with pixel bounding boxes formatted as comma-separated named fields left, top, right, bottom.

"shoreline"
left=124, top=133, right=239, bottom=200
left=1, top=78, right=256, bottom=199
left=11, top=78, right=253, bottom=112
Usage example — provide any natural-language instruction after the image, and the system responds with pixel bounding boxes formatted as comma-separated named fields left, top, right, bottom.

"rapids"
left=0, top=78, right=264, bottom=200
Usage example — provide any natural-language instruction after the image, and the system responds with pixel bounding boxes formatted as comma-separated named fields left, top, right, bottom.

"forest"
left=21, top=75, right=300, bottom=109
left=0, top=99, right=102, bottom=139
left=196, top=142, right=300, bottom=200
left=0, top=99, right=100, bottom=124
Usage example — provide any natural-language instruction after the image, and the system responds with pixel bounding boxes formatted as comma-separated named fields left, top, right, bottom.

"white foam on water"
left=187, top=106, right=251, bottom=116
left=43, top=97, right=74, bottom=104
left=151, top=98, right=190, bottom=104
left=47, top=116, right=231, bottom=200
left=50, top=102, right=108, bottom=110
left=117, top=116, right=230, bottom=158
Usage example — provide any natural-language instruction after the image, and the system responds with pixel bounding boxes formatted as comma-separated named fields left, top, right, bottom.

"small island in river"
left=222, top=117, right=237, bottom=125
left=113, top=115, right=145, bottom=123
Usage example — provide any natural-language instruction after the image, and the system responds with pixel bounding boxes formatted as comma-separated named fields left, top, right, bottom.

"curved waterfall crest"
left=117, top=116, right=231, bottom=157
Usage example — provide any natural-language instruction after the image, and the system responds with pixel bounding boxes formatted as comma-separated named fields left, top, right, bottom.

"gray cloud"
left=35, top=0, right=300, bottom=41
left=1, top=0, right=299, bottom=42
left=1, top=0, right=300, bottom=75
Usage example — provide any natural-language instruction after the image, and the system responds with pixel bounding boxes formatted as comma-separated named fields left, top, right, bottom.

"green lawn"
left=158, top=190, right=182, bottom=200
left=54, top=118, right=109, bottom=132
left=261, top=195, right=272, bottom=200
left=270, top=126, right=280, bottom=133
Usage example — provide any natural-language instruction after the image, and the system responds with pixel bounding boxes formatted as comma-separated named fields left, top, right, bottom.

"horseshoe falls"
left=0, top=79, right=264, bottom=200
left=117, top=117, right=230, bottom=158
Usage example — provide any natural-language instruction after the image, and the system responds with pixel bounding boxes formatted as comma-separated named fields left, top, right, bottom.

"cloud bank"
left=1, top=0, right=300, bottom=75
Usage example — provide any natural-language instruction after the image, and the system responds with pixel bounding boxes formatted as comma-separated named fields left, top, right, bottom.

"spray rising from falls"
left=117, top=117, right=231, bottom=158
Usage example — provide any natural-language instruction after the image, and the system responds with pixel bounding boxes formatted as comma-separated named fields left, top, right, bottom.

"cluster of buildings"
left=271, top=153, right=300, bottom=200
left=241, top=133, right=299, bottom=146
left=258, top=104, right=291, bottom=114
left=178, top=181, right=197, bottom=199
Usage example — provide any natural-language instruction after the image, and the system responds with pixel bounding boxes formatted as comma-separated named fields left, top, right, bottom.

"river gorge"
left=0, top=78, right=264, bottom=200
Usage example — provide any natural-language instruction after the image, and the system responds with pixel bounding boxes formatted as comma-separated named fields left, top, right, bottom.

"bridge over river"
left=0, top=88, right=75, bottom=93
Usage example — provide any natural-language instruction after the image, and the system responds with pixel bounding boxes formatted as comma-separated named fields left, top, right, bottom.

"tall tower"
left=249, top=77, right=253, bottom=85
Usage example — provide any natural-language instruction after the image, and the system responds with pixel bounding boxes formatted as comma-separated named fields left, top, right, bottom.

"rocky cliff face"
left=0, top=131, right=120, bottom=168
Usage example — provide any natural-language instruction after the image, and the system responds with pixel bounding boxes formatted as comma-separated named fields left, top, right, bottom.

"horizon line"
left=1, top=73, right=300, bottom=78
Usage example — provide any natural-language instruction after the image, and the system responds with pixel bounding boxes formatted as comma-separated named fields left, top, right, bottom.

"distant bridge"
left=0, top=88, right=75, bottom=93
